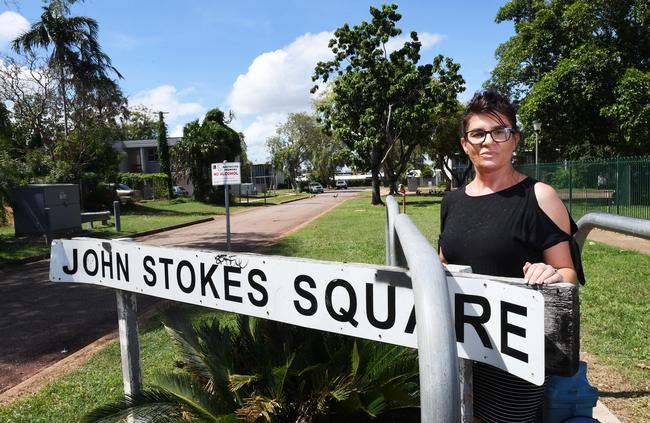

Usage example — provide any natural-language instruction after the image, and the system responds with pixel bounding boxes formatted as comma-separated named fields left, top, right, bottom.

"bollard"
left=543, top=362, right=598, bottom=421
left=43, top=207, right=52, bottom=245
left=113, top=200, right=121, bottom=232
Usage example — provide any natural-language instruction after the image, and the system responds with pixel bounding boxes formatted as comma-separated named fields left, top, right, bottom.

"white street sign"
left=212, top=162, right=241, bottom=185
left=50, top=238, right=545, bottom=385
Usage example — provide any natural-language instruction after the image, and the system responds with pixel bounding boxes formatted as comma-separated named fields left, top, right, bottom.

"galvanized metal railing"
left=518, top=156, right=650, bottom=221
left=575, top=212, right=650, bottom=249
left=385, top=195, right=460, bottom=422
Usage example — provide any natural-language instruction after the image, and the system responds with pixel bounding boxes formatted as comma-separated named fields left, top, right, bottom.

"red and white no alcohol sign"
left=211, top=162, right=241, bottom=185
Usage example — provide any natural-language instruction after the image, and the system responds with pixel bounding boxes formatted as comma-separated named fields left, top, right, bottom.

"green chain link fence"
left=517, top=157, right=650, bottom=221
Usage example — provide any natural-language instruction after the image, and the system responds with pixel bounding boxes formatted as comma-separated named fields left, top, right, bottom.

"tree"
left=487, top=0, right=650, bottom=159
left=82, top=313, right=420, bottom=423
left=312, top=4, right=464, bottom=204
left=12, top=2, right=122, bottom=141
left=422, top=100, right=468, bottom=188
left=266, top=112, right=340, bottom=190
left=173, top=108, right=242, bottom=202
left=157, top=111, right=172, bottom=199
left=112, top=106, right=158, bottom=140
left=0, top=53, right=60, bottom=156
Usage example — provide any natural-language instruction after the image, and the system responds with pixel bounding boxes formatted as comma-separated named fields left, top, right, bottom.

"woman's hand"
left=523, top=262, right=564, bottom=285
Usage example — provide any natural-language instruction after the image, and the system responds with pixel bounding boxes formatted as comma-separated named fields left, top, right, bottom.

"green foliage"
left=488, top=0, right=650, bottom=159
left=8, top=1, right=125, bottom=184
left=156, top=112, right=172, bottom=199
left=421, top=164, right=433, bottom=179
left=313, top=4, right=464, bottom=204
left=117, top=172, right=168, bottom=199
left=601, top=68, right=650, bottom=150
left=83, top=313, right=420, bottom=423
left=0, top=151, right=29, bottom=224
left=173, top=108, right=242, bottom=203
left=267, top=112, right=345, bottom=189
left=117, top=106, right=158, bottom=140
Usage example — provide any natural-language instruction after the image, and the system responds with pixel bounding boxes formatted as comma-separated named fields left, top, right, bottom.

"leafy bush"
left=0, top=151, right=29, bottom=225
left=117, top=173, right=169, bottom=199
left=83, top=313, right=420, bottom=423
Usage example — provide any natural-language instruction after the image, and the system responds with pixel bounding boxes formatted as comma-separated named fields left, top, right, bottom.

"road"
left=0, top=190, right=357, bottom=395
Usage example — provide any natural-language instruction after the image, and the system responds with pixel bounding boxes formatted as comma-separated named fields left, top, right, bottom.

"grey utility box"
left=12, top=184, right=81, bottom=237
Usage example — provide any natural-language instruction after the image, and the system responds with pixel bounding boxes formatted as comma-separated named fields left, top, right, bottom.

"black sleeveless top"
left=439, top=177, right=585, bottom=283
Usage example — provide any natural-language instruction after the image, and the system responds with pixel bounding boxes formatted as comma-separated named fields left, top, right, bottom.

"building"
left=112, top=137, right=182, bottom=174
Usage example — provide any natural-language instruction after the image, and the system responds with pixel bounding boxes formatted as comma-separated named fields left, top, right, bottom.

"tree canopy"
left=157, top=111, right=172, bottom=198
left=266, top=112, right=345, bottom=190
left=487, top=0, right=650, bottom=159
left=173, top=108, right=242, bottom=202
left=312, top=4, right=464, bottom=204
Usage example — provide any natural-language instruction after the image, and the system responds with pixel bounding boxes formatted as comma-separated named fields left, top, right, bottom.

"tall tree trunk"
left=371, top=145, right=383, bottom=205
left=58, top=61, right=69, bottom=142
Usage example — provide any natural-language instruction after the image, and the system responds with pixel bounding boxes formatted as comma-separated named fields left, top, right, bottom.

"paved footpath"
left=0, top=190, right=356, bottom=398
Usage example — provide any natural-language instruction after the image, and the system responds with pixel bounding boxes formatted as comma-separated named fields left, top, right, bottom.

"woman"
left=438, top=89, right=584, bottom=423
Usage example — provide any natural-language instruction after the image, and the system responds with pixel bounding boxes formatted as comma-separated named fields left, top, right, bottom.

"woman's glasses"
left=464, top=128, right=516, bottom=145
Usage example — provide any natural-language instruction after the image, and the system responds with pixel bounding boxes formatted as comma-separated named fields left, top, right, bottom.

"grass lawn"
left=1, top=193, right=647, bottom=421
left=0, top=196, right=309, bottom=262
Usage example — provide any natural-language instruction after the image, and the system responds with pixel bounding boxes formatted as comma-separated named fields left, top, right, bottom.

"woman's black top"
left=439, top=177, right=585, bottom=283
left=438, top=177, right=584, bottom=423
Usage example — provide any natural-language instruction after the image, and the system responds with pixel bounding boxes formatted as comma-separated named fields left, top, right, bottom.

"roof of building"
left=112, top=137, right=182, bottom=149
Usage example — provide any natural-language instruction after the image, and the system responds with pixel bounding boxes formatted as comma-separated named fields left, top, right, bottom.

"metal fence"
left=517, top=156, right=650, bottom=220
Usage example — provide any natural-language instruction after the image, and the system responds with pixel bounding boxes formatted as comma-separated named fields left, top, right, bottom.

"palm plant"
left=12, top=3, right=122, bottom=141
left=82, top=311, right=420, bottom=422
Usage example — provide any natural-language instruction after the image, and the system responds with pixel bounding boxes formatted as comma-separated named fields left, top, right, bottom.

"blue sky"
left=0, top=1, right=516, bottom=163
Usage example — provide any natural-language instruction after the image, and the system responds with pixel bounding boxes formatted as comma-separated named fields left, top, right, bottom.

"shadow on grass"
left=404, top=198, right=443, bottom=208
left=120, top=203, right=217, bottom=217
left=599, top=389, right=650, bottom=399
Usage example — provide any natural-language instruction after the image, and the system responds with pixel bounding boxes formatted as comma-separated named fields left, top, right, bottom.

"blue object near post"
left=543, top=361, right=598, bottom=422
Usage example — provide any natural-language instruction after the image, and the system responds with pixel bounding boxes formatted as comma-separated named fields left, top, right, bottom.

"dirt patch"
left=581, top=352, right=650, bottom=423
left=586, top=229, right=650, bottom=255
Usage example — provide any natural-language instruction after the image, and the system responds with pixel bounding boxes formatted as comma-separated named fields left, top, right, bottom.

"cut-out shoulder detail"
left=533, top=182, right=571, bottom=235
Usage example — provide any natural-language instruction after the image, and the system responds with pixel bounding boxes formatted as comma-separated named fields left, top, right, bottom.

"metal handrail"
left=385, top=195, right=400, bottom=266
left=575, top=212, right=650, bottom=250
left=385, top=195, right=460, bottom=422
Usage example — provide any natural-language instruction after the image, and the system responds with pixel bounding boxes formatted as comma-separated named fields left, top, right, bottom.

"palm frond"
left=235, top=394, right=281, bottom=423
left=153, top=372, right=234, bottom=418
left=228, top=373, right=258, bottom=391
left=81, top=388, right=187, bottom=423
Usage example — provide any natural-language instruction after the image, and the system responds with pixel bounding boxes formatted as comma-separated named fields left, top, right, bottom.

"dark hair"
left=460, top=89, right=518, bottom=138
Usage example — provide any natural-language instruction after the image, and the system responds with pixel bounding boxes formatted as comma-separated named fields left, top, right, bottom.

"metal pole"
left=393, top=212, right=460, bottom=422
left=224, top=160, right=231, bottom=252
left=385, top=196, right=400, bottom=266
left=535, top=132, right=539, bottom=180
left=113, top=200, right=121, bottom=232
left=575, top=212, right=650, bottom=250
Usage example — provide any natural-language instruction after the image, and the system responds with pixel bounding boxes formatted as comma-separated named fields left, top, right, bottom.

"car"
left=308, top=182, right=324, bottom=194
left=335, top=180, right=348, bottom=190
left=172, top=185, right=189, bottom=197
left=115, top=183, right=135, bottom=203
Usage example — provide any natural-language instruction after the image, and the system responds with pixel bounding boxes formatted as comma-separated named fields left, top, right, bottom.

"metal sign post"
left=212, top=161, right=241, bottom=252
left=224, top=161, right=230, bottom=251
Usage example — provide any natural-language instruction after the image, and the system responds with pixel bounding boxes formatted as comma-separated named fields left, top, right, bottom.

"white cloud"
left=241, top=113, right=287, bottom=163
left=384, top=32, right=446, bottom=53
left=129, top=85, right=205, bottom=122
left=227, top=30, right=446, bottom=164
left=170, top=124, right=184, bottom=137
left=227, top=31, right=334, bottom=116
left=0, top=11, right=30, bottom=50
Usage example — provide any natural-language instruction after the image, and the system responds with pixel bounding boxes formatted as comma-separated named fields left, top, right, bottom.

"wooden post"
left=113, top=200, right=121, bottom=232
left=116, top=290, right=142, bottom=397
left=459, top=359, right=473, bottom=423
